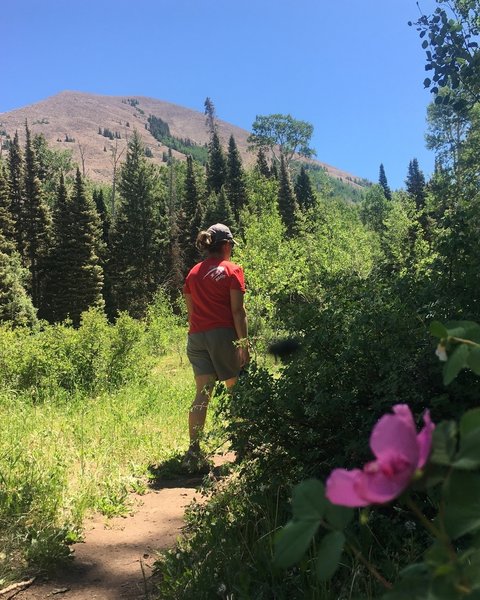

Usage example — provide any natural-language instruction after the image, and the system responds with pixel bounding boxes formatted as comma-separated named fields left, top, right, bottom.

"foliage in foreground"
left=155, top=318, right=480, bottom=600
left=275, top=322, right=480, bottom=599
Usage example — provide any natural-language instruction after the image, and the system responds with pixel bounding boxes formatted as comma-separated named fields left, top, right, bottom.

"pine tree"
left=92, top=188, right=110, bottom=244
left=270, top=159, right=279, bottom=180
left=67, top=169, right=104, bottom=324
left=406, top=158, right=429, bottom=236
left=216, top=189, right=235, bottom=229
left=0, top=250, right=37, bottom=326
left=46, top=171, right=104, bottom=324
left=405, top=158, right=426, bottom=212
left=8, top=131, right=25, bottom=255
left=0, top=165, right=16, bottom=255
left=204, top=190, right=235, bottom=230
left=23, top=122, right=52, bottom=308
left=43, top=173, right=72, bottom=321
left=204, top=97, right=217, bottom=136
left=379, top=163, right=392, bottom=200
left=165, top=152, right=185, bottom=294
left=183, top=156, right=200, bottom=223
left=277, top=155, right=299, bottom=232
left=0, top=166, right=31, bottom=325
left=183, top=155, right=204, bottom=272
left=294, top=165, right=316, bottom=210
left=92, top=185, right=115, bottom=319
left=256, top=147, right=271, bottom=178
left=206, top=131, right=227, bottom=195
left=109, top=130, right=166, bottom=318
left=226, top=135, right=247, bottom=222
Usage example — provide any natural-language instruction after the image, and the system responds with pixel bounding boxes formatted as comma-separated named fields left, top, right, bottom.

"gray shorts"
left=187, top=327, right=240, bottom=381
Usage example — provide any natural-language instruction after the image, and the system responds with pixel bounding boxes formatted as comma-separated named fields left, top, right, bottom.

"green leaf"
left=430, top=420, right=457, bottom=466
left=291, top=479, right=327, bottom=521
left=461, top=547, right=480, bottom=589
left=460, top=409, right=480, bottom=438
left=444, top=323, right=467, bottom=338
left=425, top=541, right=454, bottom=576
left=444, top=471, right=480, bottom=539
left=445, top=321, right=480, bottom=343
left=454, top=433, right=480, bottom=470
left=452, top=409, right=480, bottom=470
left=418, top=464, right=448, bottom=489
left=443, top=344, right=469, bottom=385
left=274, top=519, right=320, bottom=568
left=430, top=320, right=448, bottom=338
left=324, top=502, right=353, bottom=530
left=467, top=348, right=480, bottom=375
left=315, top=531, right=345, bottom=581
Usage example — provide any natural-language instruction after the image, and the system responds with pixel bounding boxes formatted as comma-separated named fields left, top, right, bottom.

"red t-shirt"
left=183, top=257, right=246, bottom=334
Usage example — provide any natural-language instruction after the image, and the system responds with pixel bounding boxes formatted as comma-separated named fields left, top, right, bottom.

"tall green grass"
left=0, top=299, right=194, bottom=582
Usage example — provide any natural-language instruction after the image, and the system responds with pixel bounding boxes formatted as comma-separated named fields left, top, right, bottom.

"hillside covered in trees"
left=0, top=99, right=380, bottom=327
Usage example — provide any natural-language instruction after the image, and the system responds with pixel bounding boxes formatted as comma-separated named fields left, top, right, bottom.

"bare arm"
left=230, top=289, right=249, bottom=366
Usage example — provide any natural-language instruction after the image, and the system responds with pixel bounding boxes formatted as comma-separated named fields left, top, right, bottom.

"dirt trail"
left=14, top=455, right=233, bottom=600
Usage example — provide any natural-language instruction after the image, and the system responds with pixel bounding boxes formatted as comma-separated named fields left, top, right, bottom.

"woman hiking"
left=182, top=223, right=249, bottom=471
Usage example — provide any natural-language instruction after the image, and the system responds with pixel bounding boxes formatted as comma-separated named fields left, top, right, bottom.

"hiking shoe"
left=180, top=447, right=212, bottom=475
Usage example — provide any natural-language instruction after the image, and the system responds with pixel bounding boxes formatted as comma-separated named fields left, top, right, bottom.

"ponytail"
left=196, top=230, right=214, bottom=252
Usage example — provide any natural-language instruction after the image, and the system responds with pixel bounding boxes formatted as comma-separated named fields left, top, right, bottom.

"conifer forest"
left=1, top=1, right=480, bottom=598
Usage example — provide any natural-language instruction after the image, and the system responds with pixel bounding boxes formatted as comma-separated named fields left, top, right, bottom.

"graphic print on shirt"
left=203, top=265, right=227, bottom=282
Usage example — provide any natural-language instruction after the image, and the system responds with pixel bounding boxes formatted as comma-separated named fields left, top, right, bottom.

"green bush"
left=145, top=289, right=185, bottom=358
left=0, top=307, right=164, bottom=399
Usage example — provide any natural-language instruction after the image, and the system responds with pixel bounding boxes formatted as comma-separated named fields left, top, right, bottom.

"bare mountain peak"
left=0, top=91, right=362, bottom=187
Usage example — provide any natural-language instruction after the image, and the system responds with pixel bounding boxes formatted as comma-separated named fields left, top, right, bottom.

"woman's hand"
left=238, top=346, right=250, bottom=368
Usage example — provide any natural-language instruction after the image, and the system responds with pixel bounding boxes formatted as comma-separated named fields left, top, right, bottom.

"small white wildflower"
left=435, top=343, right=448, bottom=362
left=176, top=553, right=181, bottom=560
left=217, top=583, right=227, bottom=594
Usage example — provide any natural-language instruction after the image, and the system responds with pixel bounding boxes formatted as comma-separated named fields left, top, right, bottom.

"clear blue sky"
left=1, top=0, right=439, bottom=189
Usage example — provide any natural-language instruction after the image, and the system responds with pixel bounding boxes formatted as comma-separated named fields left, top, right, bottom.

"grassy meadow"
left=0, top=300, right=195, bottom=583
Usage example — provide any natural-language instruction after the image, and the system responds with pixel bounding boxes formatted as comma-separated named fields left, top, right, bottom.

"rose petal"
left=392, top=404, right=416, bottom=430
left=356, top=457, right=413, bottom=504
left=325, top=469, right=370, bottom=507
left=417, top=410, right=435, bottom=469
left=370, top=413, right=419, bottom=465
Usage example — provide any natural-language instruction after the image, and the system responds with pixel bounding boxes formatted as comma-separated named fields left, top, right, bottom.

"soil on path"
left=14, top=454, right=233, bottom=600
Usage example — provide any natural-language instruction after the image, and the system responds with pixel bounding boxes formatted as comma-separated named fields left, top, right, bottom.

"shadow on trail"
left=147, top=452, right=234, bottom=490
left=16, top=453, right=236, bottom=600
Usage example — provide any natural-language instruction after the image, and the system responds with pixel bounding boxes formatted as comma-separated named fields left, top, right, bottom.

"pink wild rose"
left=326, top=404, right=435, bottom=507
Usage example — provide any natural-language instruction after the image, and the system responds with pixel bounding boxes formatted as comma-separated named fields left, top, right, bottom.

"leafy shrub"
left=145, top=289, right=184, bottom=358
left=0, top=307, right=170, bottom=400
left=156, top=461, right=321, bottom=599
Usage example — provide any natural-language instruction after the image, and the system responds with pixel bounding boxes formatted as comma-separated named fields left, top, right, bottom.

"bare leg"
left=224, top=377, right=237, bottom=389
left=189, top=374, right=216, bottom=449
